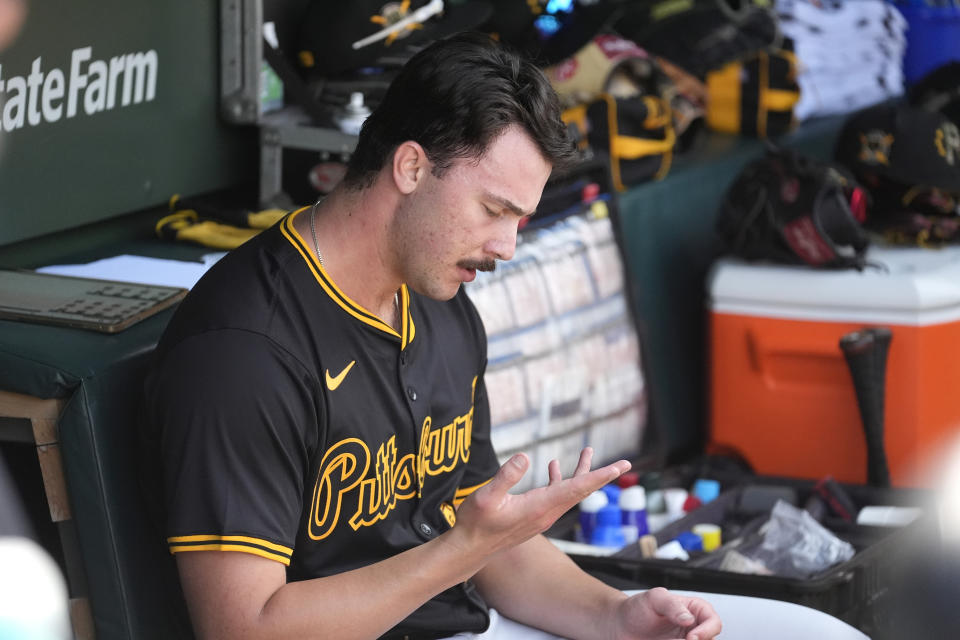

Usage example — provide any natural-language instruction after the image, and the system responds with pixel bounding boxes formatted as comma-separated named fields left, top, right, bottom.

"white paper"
left=36, top=253, right=226, bottom=290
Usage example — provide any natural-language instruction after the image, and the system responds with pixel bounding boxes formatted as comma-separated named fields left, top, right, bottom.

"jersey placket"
left=395, top=301, right=439, bottom=541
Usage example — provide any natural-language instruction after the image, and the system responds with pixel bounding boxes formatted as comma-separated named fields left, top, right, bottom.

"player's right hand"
left=448, top=447, right=630, bottom=558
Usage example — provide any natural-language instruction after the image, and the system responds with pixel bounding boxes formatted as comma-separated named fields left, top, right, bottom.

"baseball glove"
left=717, top=147, right=870, bottom=269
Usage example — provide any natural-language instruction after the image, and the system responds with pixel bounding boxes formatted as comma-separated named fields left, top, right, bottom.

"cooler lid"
left=708, top=244, right=960, bottom=325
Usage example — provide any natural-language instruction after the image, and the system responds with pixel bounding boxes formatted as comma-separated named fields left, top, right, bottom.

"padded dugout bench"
left=0, top=237, right=209, bottom=640
left=0, top=290, right=194, bottom=639
left=0, top=118, right=844, bottom=640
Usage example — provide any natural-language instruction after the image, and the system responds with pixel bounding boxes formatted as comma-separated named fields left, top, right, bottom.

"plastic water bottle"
left=578, top=491, right=608, bottom=543
left=590, top=503, right=626, bottom=549
left=641, top=471, right=665, bottom=513
left=619, top=485, right=649, bottom=544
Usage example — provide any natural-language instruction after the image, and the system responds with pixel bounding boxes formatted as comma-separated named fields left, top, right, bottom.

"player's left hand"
left=609, top=587, right=721, bottom=640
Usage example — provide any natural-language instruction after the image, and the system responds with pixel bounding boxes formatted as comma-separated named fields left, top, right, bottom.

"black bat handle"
left=840, top=328, right=892, bottom=487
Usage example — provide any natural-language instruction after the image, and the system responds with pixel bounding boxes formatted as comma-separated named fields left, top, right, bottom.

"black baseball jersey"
left=140, top=208, right=502, bottom=639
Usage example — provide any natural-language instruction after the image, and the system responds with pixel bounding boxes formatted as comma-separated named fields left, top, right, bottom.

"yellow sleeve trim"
left=167, top=534, right=293, bottom=554
left=167, top=534, right=293, bottom=565
left=453, top=478, right=493, bottom=506
left=169, top=544, right=291, bottom=566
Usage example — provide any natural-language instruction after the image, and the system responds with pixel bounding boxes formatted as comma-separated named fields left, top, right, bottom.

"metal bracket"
left=258, top=106, right=358, bottom=207
left=220, top=0, right=360, bottom=204
left=220, top=0, right=263, bottom=124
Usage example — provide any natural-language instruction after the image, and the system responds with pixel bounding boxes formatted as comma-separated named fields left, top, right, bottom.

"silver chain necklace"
left=309, top=198, right=400, bottom=317
left=309, top=199, right=324, bottom=267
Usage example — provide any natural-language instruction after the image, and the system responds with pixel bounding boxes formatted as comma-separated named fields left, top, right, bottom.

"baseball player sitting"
left=140, top=31, right=867, bottom=640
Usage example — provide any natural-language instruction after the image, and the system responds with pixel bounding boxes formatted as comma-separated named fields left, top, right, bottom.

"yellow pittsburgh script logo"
left=307, top=378, right=477, bottom=540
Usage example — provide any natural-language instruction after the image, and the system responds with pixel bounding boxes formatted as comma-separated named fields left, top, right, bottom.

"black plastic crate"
left=551, top=477, right=936, bottom=640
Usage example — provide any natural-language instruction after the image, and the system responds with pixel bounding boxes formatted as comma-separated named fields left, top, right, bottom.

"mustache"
left=458, top=259, right=497, bottom=273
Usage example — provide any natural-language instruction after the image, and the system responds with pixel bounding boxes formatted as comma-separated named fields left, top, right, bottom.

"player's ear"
left=392, top=141, right=428, bottom=195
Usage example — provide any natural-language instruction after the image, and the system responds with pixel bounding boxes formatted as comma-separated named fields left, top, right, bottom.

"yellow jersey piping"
left=280, top=210, right=415, bottom=339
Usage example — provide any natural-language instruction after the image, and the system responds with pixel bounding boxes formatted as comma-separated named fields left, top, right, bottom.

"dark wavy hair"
left=342, top=31, right=576, bottom=189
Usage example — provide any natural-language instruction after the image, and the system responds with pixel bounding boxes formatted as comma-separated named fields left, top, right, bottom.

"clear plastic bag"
left=728, top=499, right=856, bottom=579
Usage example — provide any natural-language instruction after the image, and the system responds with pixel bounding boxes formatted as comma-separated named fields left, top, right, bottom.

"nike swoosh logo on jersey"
left=325, top=360, right=356, bottom=391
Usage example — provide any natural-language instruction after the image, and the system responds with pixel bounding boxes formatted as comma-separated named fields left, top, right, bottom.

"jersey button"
left=407, top=386, right=418, bottom=401
left=400, top=352, right=407, bottom=366
left=418, top=522, right=433, bottom=536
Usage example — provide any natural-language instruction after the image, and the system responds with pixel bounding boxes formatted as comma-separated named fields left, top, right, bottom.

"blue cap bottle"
left=692, top=478, right=721, bottom=504
left=578, top=490, right=608, bottom=543
left=619, top=485, right=649, bottom=543
left=590, top=503, right=626, bottom=549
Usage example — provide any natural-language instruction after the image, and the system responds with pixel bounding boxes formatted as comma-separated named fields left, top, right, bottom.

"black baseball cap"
left=835, top=102, right=960, bottom=193
left=909, top=61, right=960, bottom=128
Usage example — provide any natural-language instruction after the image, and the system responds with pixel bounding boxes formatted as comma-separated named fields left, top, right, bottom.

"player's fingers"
left=684, top=598, right=722, bottom=640
left=547, top=459, right=561, bottom=485
left=644, top=587, right=697, bottom=629
left=552, top=460, right=630, bottom=505
left=483, top=453, right=530, bottom=500
left=641, top=589, right=722, bottom=640
left=509, top=460, right=630, bottom=531
left=572, top=447, right=594, bottom=476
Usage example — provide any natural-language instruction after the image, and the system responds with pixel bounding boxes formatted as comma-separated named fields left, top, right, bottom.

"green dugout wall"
left=0, top=0, right=253, bottom=246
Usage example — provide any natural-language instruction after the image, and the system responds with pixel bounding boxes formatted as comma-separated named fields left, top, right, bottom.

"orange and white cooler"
left=707, top=244, right=960, bottom=487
